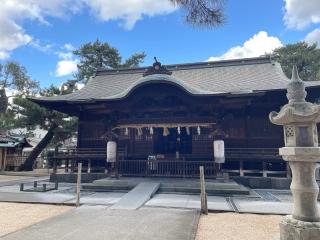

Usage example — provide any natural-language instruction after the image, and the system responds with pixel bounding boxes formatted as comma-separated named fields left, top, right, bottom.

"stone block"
left=280, top=215, right=320, bottom=240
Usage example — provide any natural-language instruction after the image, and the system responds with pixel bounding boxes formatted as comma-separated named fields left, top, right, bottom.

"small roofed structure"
left=0, top=134, right=32, bottom=171
left=30, top=57, right=320, bottom=178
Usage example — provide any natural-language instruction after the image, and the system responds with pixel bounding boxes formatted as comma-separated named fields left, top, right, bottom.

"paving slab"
left=65, top=192, right=125, bottom=205
left=145, top=193, right=232, bottom=211
left=0, top=176, right=49, bottom=187
left=0, top=192, right=75, bottom=204
left=2, top=206, right=199, bottom=240
left=234, top=199, right=293, bottom=214
left=110, top=182, right=160, bottom=210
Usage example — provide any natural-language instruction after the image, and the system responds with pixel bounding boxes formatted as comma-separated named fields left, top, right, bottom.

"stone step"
left=82, top=180, right=250, bottom=196
left=158, top=186, right=250, bottom=196
left=110, top=182, right=160, bottom=210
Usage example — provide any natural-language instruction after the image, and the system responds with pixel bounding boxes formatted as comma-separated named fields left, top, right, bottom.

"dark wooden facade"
left=74, top=83, right=289, bottom=177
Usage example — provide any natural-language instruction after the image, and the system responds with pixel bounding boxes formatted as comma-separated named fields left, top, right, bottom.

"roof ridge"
left=96, top=56, right=273, bottom=76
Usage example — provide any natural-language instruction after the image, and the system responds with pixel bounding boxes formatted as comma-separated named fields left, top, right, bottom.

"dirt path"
left=196, top=212, right=282, bottom=240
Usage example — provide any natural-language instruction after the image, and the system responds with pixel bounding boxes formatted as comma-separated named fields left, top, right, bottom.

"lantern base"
left=279, top=215, right=320, bottom=240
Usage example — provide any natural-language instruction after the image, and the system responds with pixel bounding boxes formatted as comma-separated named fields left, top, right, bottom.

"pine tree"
left=73, top=39, right=146, bottom=83
left=274, top=42, right=320, bottom=81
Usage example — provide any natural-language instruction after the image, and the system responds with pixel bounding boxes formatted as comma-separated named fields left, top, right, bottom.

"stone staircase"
left=82, top=177, right=251, bottom=196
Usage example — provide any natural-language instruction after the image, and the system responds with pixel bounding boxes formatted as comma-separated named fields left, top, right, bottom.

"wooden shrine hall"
left=31, top=57, right=320, bottom=178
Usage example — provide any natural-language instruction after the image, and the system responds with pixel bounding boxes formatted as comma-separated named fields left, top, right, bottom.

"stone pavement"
left=0, top=176, right=49, bottom=187
left=111, top=182, right=160, bottom=210
left=0, top=175, right=318, bottom=215
left=65, top=192, right=125, bottom=205
left=0, top=192, right=75, bottom=204
left=1, top=206, right=199, bottom=240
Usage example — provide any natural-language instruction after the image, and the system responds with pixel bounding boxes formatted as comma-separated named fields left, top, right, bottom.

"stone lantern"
left=269, top=66, right=320, bottom=240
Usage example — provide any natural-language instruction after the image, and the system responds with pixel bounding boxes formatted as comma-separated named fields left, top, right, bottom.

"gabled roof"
left=32, top=56, right=320, bottom=104
left=0, top=135, right=32, bottom=148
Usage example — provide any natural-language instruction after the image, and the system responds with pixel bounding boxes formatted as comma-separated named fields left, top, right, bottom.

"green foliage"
left=12, top=86, right=78, bottom=142
left=0, top=61, right=39, bottom=94
left=274, top=42, right=320, bottom=81
left=0, top=109, right=15, bottom=133
left=73, top=39, right=146, bottom=83
left=0, top=62, right=39, bottom=133
left=170, top=0, right=226, bottom=27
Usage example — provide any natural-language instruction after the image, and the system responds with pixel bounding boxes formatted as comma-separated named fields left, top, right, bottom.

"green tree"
left=273, top=42, right=320, bottom=81
left=73, top=39, right=146, bottom=83
left=0, top=62, right=39, bottom=133
left=170, top=0, right=225, bottom=27
left=13, top=85, right=77, bottom=170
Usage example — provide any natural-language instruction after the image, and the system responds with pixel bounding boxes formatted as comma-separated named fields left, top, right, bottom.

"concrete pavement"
left=1, top=206, right=199, bottom=240
left=110, top=182, right=160, bottom=210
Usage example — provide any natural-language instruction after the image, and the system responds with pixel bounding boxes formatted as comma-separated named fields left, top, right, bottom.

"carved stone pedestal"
left=279, top=147, right=320, bottom=240
left=280, top=215, right=320, bottom=240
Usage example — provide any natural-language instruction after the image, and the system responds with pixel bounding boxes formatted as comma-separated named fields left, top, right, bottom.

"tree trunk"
left=21, top=123, right=58, bottom=171
left=0, top=88, right=8, bottom=114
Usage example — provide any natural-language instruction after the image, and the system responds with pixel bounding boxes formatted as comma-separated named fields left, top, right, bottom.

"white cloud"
left=305, top=28, right=320, bottom=47
left=283, top=0, right=320, bottom=29
left=29, top=39, right=54, bottom=53
left=0, top=18, right=32, bottom=59
left=208, top=31, right=283, bottom=61
left=63, top=43, right=75, bottom=51
left=83, top=0, right=176, bottom=29
left=0, top=0, right=176, bottom=58
left=55, top=60, right=78, bottom=77
left=55, top=43, right=78, bottom=77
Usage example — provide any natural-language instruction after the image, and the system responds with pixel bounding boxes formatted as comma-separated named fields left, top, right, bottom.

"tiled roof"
left=0, top=135, right=32, bottom=148
left=32, top=57, right=320, bottom=103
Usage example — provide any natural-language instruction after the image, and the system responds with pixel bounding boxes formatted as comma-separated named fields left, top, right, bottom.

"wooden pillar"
left=239, top=160, right=244, bottom=176
left=200, top=166, right=208, bottom=214
left=53, top=159, right=57, bottom=174
left=3, top=148, right=7, bottom=171
left=71, top=160, right=75, bottom=173
left=87, top=160, right=91, bottom=173
left=65, top=160, right=68, bottom=173
left=76, top=163, right=82, bottom=207
left=0, top=148, right=3, bottom=171
left=262, top=161, right=267, bottom=177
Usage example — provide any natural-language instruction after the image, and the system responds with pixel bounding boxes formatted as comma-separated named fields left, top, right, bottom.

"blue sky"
left=0, top=0, right=320, bottom=88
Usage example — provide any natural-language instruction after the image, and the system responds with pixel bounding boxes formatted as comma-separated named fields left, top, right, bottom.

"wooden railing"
left=5, top=155, right=27, bottom=170
left=225, top=148, right=280, bottom=159
left=53, top=148, right=107, bottom=160
left=51, top=147, right=285, bottom=177
left=53, top=147, right=280, bottom=160
left=118, top=159, right=216, bottom=177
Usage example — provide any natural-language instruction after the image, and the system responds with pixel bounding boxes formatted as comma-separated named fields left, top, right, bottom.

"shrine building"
left=31, top=57, right=320, bottom=178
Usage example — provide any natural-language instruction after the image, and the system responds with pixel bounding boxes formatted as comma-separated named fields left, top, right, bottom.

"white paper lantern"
left=214, top=140, right=225, bottom=163
left=197, top=126, right=201, bottom=135
left=186, top=127, right=190, bottom=135
left=106, top=141, right=117, bottom=162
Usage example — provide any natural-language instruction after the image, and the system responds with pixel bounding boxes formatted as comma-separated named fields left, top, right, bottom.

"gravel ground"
left=0, top=203, right=73, bottom=237
left=196, top=212, right=282, bottom=240
left=0, top=175, right=30, bottom=182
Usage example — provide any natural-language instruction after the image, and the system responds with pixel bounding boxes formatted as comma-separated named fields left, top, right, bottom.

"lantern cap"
left=286, top=65, right=307, bottom=104
left=269, top=65, right=320, bottom=125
